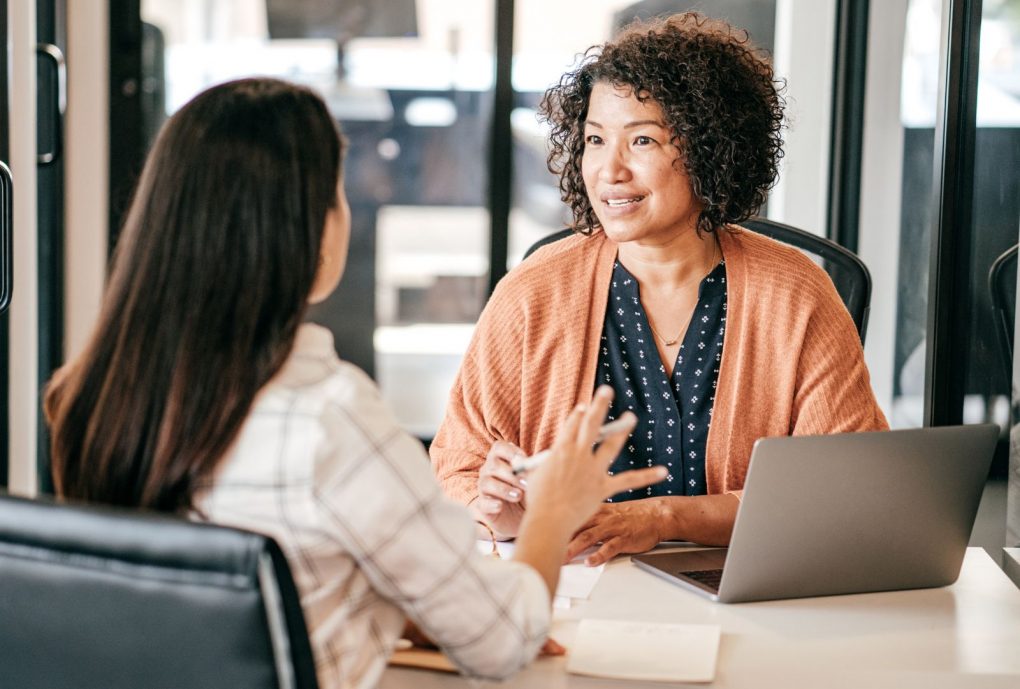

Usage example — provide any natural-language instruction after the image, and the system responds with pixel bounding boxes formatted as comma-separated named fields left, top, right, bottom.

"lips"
left=605, top=196, right=645, bottom=207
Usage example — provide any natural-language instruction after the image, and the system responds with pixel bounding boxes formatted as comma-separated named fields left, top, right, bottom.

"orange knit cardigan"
left=430, top=227, right=888, bottom=505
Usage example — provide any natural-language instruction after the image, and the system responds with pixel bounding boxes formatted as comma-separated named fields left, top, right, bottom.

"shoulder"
left=257, top=326, right=405, bottom=446
left=473, top=231, right=608, bottom=335
left=270, top=343, right=436, bottom=501
left=724, top=225, right=841, bottom=305
left=265, top=329, right=379, bottom=412
left=725, top=225, right=828, bottom=276
left=497, top=231, right=607, bottom=296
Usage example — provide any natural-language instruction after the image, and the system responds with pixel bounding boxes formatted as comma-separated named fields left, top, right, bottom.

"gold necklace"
left=646, top=239, right=720, bottom=347
left=647, top=319, right=685, bottom=346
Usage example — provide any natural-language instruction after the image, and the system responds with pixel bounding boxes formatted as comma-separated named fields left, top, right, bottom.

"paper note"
left=555, top=560, right=605, bottom=599
left=566, top=619, right=721, bottom=683
left=476, top=539, right=605, bottom=602
left=389, top=647, right=458, bottom=674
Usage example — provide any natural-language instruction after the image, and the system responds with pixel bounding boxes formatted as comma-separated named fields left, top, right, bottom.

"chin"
left=599, top=222, right=648, bottom=245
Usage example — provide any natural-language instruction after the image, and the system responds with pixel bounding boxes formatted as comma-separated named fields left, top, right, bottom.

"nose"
left=597, top=141, right=631, bottom=184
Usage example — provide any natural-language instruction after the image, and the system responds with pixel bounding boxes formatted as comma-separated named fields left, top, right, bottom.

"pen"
left=511, top=416, right=635, bottom=475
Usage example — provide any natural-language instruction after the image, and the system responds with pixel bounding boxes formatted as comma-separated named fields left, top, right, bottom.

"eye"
left=634, top=135, right=655, bottom=146
left=585, top=134, right=604, bottom=145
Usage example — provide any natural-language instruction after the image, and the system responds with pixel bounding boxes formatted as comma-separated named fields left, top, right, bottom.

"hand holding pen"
left=510, top=416, right=637, bottom=475
left=474, top=394, right=638, bottom=540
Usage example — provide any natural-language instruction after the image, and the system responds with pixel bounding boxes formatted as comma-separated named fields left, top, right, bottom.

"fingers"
left=594, top=411, right=636, bottom=467
left=564, top=524, right=604, bottom=562
left=550, top=403, right=585, bottom=454
left=474, top=495, right=505, bottom=516
left=478, top=441, right=527, bottom=511
left=485, top=440, right=525, bottom=466
left=478, top=474, right=524, bottom=505
left=577, top=386, right=614, bottom=447
left=539, top=637, right=566, bottom=656
left=585, top=537, right=624, bottom=567
left=605, top=466, right=667, bottom=498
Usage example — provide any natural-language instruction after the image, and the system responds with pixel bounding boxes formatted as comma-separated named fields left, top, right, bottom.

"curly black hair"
left=539, top=12, right=785, bottom=235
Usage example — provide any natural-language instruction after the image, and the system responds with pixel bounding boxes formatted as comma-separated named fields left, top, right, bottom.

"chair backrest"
left=0, top=493, right=319, bottom=689
left=989, top=243, right=1018, bottom=382
left=523, top=217, right=872, bottom=343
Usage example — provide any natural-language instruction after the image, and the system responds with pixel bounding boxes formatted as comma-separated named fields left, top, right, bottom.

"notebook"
left=566, top=619, right=721, bottom=682
left=633, top=425, right=998, bottom=603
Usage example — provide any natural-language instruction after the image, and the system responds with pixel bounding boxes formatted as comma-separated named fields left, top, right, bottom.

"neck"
left=617, top=227, right=719, bottom=292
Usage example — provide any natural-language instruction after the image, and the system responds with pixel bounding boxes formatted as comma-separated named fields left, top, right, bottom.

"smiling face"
left=581, top=82, right=702, bottom=246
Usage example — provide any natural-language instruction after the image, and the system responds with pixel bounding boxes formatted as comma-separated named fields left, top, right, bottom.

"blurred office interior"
left=1, top=0, right=1019, bottom=552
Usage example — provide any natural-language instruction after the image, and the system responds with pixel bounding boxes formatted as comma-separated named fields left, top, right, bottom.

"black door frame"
left=1, top=0, right=10, bottom=489
left=36, top=0, right=67, bottom=493
left=924, top=0, right=984, bottom=427
left=827, top=0, right=869, bottom=252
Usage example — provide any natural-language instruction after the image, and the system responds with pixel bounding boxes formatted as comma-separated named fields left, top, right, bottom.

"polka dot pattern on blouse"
left=596, top=259, right=727, bottom=502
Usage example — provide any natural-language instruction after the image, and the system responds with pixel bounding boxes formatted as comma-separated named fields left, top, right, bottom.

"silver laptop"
left=632, top=425, right=998, bottom=603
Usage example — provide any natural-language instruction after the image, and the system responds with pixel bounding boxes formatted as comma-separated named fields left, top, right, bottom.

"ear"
left=307, top=190, right=351, bottom=304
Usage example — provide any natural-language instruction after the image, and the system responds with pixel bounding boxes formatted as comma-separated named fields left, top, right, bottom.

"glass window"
left=140, top=0, right=495, bottom=439
left=973, top=0, right=1020, bottom=543
left=860, top=0, right=1018, bottom=436
left=858, top=0, right=941, bottom=428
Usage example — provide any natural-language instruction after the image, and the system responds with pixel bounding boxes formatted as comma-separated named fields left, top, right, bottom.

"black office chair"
left=523, top=217, right=873, bottom=343
left=0, top=493, right=319, bottom=689
left=989, top=243, right=1017, bottom=382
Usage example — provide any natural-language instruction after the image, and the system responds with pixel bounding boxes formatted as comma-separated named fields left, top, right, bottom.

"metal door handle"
left=36, top=43, right=66, bottom=166
left=0, top=161, right=12, bottom=314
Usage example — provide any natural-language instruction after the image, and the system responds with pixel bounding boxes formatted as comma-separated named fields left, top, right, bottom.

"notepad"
left=475, top=539, right=605, bottom=605
left=388, top=646, right=458, bottom=674
left=566, top=619, right=721, bottom=683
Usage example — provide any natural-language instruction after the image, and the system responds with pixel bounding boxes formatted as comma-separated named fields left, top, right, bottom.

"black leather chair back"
left=989, top=243, right=1018, bottom=381
left=0, top=493, right=319, bottom=689
left=523, top=217, right=873, bottom=343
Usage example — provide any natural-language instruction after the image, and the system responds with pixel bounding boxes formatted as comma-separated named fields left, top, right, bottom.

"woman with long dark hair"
left=45, top=77, right=664, bottom=689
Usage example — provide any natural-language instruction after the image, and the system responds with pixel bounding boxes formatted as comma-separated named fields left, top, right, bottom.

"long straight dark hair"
left=46, top=78, right=343, bottom=512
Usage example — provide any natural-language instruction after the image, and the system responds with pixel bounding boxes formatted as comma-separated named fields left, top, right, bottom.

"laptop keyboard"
left=681, top=568, right=724, bottom=591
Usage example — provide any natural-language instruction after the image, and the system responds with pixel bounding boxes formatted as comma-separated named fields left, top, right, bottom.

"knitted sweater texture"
left=430, top=227, right=889, bottom=504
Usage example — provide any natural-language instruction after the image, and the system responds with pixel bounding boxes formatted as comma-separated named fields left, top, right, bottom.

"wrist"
left=651, top=496, right=682, bottom=542
left=518, top=505, right=574, bottom=547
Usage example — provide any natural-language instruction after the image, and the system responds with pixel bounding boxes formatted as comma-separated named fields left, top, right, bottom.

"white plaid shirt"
left=196, top=324, right=549, bottom=689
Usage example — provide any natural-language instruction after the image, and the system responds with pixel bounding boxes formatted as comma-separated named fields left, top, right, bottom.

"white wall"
left=8, top=0, right=38, bottom=496
left=858, top=0, right=909, bottom=417
left=5, top=1, right=109, bottom=494
left=65, top=1, right=109, bottom=360
left=769, top=0, right=837, bottom=237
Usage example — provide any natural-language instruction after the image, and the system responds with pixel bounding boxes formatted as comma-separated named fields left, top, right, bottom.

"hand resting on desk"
left=565, top=500, right=663, bottom=566
left=567, top=493, right=741, bottom=565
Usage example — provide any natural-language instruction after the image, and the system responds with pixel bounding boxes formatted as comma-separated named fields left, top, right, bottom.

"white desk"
left=380, top=547, right=1020, bottom=688
left=1005, top=548, right=1020, bottom=589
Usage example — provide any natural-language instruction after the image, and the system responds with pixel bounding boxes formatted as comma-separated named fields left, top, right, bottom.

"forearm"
left=431, top=447, right=485, bottom=504
left=512, top=507, right=573, bottom=600
left=655, top=493, right=740, bottom=546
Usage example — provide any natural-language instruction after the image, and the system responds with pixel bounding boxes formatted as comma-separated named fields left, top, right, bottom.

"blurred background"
left=3, top=2, right=1020, bottom=549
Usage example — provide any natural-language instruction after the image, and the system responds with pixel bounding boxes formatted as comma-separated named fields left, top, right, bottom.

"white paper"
left=555, top=560, right=605, bottom=599
left=476, top=539, right=605, bottom=602
left=566, top=619, right=721, bottom=683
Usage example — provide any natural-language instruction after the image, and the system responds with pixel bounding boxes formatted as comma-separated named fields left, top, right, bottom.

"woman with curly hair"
left=431, top=13, right=887, bottom=565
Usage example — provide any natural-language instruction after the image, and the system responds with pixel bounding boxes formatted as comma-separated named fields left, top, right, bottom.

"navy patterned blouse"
left=596, top=259, right=727, bottom=502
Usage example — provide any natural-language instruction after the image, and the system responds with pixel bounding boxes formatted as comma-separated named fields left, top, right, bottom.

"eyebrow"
left=585, top=119, right=667, bottom=129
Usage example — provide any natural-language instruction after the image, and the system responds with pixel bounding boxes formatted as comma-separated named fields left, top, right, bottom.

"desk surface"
left=380, top=547, right=1020, bottom=688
